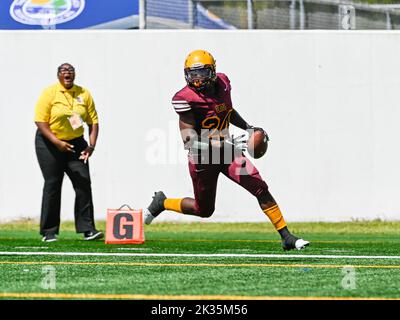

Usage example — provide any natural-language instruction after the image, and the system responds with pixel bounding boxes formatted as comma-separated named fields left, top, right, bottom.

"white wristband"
left=191, top=140, right=209, bottom=151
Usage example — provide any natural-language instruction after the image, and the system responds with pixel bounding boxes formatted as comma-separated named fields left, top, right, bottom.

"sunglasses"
left=58, top=67, right=75, bottom=73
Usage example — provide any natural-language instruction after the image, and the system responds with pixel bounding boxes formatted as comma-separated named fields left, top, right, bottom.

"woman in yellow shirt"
left=34, top=63, right=103, bottom=242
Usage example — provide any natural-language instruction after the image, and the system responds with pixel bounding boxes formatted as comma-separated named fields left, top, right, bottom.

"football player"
left=144, top=50, right=309, bottom=251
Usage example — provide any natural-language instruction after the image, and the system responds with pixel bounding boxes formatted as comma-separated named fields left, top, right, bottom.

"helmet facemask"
left=185, top=65, right=216, bottom=91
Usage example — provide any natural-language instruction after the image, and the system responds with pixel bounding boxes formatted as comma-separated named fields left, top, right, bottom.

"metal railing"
left=140, top=0, right=400, bottom=29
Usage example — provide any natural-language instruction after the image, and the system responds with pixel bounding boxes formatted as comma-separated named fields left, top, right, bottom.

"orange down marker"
left=105, top=208, right=145, bottom=244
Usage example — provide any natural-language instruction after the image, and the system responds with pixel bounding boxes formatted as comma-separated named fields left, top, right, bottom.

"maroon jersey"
left=172, top=73, right=233, bottom=137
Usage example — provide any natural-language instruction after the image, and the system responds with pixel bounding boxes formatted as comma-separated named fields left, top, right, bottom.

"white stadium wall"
left=1, top=30, right=400, bottom=223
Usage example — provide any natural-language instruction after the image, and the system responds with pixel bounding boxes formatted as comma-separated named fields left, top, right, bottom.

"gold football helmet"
left=184, top=50, right=217, bottom=90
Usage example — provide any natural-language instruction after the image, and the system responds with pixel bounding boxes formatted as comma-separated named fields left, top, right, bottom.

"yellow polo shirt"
left=34, top=82, right=99, bottom=140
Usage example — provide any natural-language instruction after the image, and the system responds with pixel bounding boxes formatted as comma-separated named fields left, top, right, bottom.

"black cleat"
left=282, top=234, right=310, bottom=251
left=144, top=191, right=167, bottom=225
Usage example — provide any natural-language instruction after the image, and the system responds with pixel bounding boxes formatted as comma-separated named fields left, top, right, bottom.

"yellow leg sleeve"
left=263, top=205, right=287, bottom=230
left=164, top=198, right=183, bottom=213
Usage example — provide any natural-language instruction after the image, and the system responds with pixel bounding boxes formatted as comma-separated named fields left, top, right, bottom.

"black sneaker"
left=143, top=191, right=167, bottom=225
left=42, top=234, right=57, bottom=242
left=84, top=230, right=104, bottom=241
left=282, top=234, right=310, bottom=251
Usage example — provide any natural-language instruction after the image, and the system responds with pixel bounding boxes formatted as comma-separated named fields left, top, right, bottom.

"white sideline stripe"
left=1, top=251, right=400, bottom=260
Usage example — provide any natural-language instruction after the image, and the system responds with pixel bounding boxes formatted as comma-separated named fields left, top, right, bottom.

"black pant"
left=35, top=130, right=96, bottom=236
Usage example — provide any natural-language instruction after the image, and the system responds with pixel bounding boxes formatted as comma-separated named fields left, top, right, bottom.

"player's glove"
left=246, top=125, right=269, bottom=141
left=184, top=137, right=210, bottom=153
left=190, top=140, right=209, bottom=151
left=225, top=134, right=248, bottom=152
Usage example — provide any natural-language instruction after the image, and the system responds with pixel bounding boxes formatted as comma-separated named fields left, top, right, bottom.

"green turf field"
left=0, top=220, right=399, bottom=300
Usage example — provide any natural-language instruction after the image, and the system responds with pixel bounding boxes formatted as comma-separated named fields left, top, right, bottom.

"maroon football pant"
left=188, top=153, right=269, bottom=217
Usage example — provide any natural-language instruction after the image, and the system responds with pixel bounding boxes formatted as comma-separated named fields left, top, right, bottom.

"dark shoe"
left=144, top=191, right=166, bottom=225
left=282, top=234, right=310, bottom=251
left=42, top=234, right=57, bottom=242
left=84, top=230, right=104, bottom=241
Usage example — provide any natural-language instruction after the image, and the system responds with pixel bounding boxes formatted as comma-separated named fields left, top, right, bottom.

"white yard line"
left=0, top=251, right=400, bottom=259
left=14, top=247, right=49, bottom=249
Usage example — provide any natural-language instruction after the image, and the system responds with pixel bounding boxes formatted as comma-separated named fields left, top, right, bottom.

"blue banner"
left=0, top=0, right=139, bottom=29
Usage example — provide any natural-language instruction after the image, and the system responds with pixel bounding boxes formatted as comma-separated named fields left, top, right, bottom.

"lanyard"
left=62, top=91, right=75, bottom=110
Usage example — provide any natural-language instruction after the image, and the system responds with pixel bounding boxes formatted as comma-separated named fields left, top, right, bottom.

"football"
left=247, top=129, right=268, bottom=159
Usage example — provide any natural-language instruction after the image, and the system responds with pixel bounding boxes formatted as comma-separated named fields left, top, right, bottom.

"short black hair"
left=57, top=63, right=75, bottom=73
